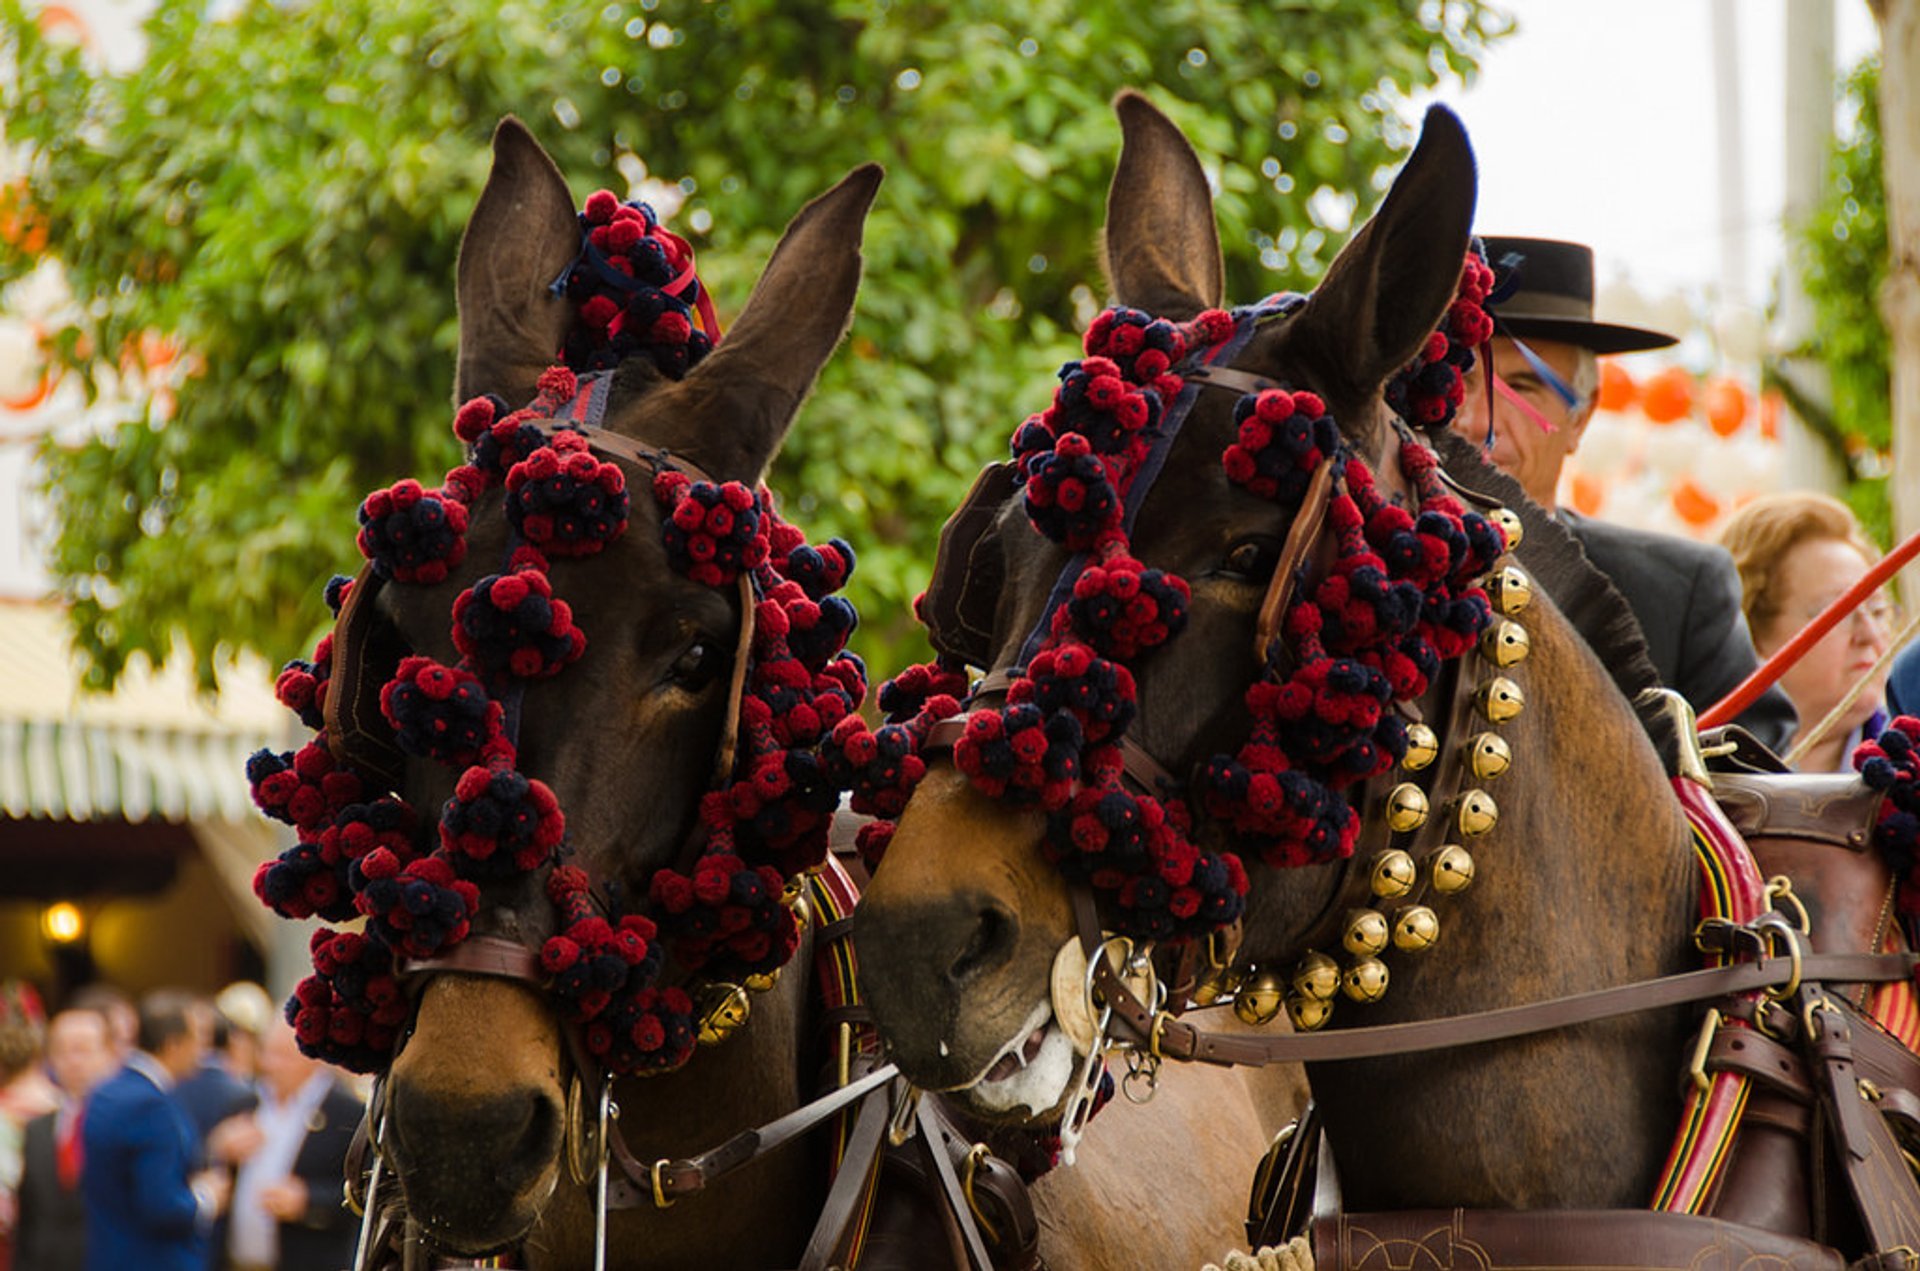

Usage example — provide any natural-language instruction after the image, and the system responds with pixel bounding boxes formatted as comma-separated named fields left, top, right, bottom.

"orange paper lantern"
left=1595, top=360, right=1637, bottom=413
left=1704, top=379, right=1749, bottom=437
left=1640, top=367, right=1694, bottom=425
left=1759, top=390, right=1782, bottom=441
left=1671, top=477, right=1721, bottom=528
left=1568, top=470, right=1607, bottom=517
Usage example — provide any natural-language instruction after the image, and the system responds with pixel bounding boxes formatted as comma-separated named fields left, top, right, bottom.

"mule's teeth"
left=939, top=1039, right=950, bottom=1057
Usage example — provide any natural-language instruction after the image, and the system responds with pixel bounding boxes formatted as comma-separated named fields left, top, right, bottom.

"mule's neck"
left=1302, top=590, right=1698, bottom=1210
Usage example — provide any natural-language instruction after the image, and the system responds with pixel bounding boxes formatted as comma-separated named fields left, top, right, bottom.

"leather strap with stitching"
left=1071, top=887, right=1916, bottom=1069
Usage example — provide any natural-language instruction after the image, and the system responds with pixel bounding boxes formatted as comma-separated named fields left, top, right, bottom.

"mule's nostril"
left=947, top=901, right=1018, bottom=986
left=519, top=1089, right=561, bottom=1161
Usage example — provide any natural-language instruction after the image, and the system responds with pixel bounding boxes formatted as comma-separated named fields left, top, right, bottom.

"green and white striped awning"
left=0, top=599, right=289, bottom=823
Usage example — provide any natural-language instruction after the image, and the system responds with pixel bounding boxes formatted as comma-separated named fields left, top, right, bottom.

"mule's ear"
left=1290, top=105, right=1477, bottom=399
left=454, top=117, right=580, bottom=406
left=646, top=163, right=883, bottom=482
left=1103, top=90, right=1224, bottom=318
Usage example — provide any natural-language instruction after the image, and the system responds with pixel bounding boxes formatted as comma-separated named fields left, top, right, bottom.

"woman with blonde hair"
left=1720, top=492, right=1894, bottom=771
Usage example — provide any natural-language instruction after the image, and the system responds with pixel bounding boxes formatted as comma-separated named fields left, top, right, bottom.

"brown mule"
left=366, top=118, right=883, bottom=1267
left=363, top=117, right=1298, bottom=1271
left=856, top=87, right=1705, bottom=1237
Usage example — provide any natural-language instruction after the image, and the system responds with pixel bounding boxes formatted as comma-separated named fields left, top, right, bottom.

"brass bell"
left=1480, top=620, right=1530, bottom=668
left=1391, top=905, right=1440, bottom=952
left=1370, top=849, right=1417, bottom=900
left=1291, top=951, right=1340, bottom=1002
left=1342, top=957, right=1390, bottom=1003
left=1456, top=790, right=1498, bottom=837
left=696, top=983, right=751, bottom=1046
left=1487, top=565, right=1533, bottom=615
left=1384, top=783, right=1429, bottom=833
left=1489, top=506, right=1524, bottom=551
left=743, top=970, right=779, bottom=993
left=1287, top=992, right=1334, bottom=1032
left=1429, top=844, right=1476, bottom=894
left=1233, top=970, right=1286, bottom=1027
left=1477, top=677, right=1525, bottom=724
left=1342, top=908, right=1389, bottom=957
left=1466, top=732, right=1512, bottom=781
left=1189, top=964, right=1245, bottom=1008
left=1402, top=724, right=1439, bottom=772
left=781, top=880, right=812, bottom=928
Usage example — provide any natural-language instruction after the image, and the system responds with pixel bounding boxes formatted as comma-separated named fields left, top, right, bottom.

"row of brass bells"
left=1349, top=902, right=1441, bottom=954
left=1368, top=844, right=1476, bottom=898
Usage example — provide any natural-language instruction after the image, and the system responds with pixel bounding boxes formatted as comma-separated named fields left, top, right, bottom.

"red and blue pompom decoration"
left=1856, top=717, right=1920, bottom=924
left=247, top=740, right=364, bottom=836
left=438, top=765, right=566, bottom=881
left=559, top=192, right=715, bottom=381
left=452, top=567, right=587, bottom=681
left=505, top=432, right=630, bottom=557
left=380, top=657, right=502, bottom=767
left=1384, top=249, right=1494, bottom=430
left=953, top=703, right=1084, bottom=811
left=285, top=929, right=409, bottom=1075
left=354, top=850, right=479, bottom=961
left=1221, top=388, right=1338, bottom=505
left=1058, top=555, right=1189, bottom=661
left=649, top=852, right=799, bottom=976
left=653, top=472, right=769, bottom=587
left=356, top=479, right=470, bottom=584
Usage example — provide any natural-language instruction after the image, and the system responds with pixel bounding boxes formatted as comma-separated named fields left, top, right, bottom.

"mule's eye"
left=1218, top=536, right=1282, bottom=584
left=668, top=640, right=726, bottom=692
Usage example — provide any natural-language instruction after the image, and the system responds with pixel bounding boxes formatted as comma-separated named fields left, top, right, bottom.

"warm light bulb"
left=41, top=902, right=84, bottom=944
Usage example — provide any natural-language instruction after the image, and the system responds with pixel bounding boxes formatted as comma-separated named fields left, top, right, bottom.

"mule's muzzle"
left=385, top=1078, right=564, bottom=1253
left=856, top=889, right=1024, bottom=1088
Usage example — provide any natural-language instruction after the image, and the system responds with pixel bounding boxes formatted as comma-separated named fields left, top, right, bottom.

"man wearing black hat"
left=1451, top=236, right=1795, bottom=751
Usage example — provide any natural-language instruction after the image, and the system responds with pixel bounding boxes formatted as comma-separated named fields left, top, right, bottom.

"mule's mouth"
left=962, top=1000, right=1078, bottom=1121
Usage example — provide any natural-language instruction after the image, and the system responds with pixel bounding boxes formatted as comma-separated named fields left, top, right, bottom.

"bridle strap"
left=1253, top=456, right=1335, bottom=663
left=1072, top=884, right=1916, bottom=1068
left=402, top=934, right=545, bottom=984
left=640, top=1061, right=900, bottom=1203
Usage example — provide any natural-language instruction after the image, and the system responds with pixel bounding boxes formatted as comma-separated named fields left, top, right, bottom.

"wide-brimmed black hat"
left=1479, top=236, right=1677, bottom=354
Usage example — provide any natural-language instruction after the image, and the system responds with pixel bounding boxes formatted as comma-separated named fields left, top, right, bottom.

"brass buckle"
left=1801, top=994, right=1841, bottom=1044
left=1754, top=913, right=1805, bottom=1004
left=961, top=1144, right=1002, bottom=1245
left=1688, top=1007, right=1723, bottom=1096
left=650, top=1157, right=676, bottom=1210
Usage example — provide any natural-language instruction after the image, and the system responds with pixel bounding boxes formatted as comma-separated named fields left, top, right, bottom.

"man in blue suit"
left=80, top=989, right=230, bottom=1271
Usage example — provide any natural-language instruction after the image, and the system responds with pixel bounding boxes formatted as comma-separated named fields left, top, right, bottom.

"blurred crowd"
left=0, top=979, right=361, bottom=1271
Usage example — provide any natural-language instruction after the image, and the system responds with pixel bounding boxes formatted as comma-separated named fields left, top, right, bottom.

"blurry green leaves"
left=1794, top=55, right=1890, bottom=543
left=1, top=0, right=1503, bottom=692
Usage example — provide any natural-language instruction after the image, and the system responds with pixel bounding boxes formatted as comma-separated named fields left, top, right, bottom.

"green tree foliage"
left=0, top=0, right=1507, bottom=691
left=1792, top=55, right=1891, bottom=543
